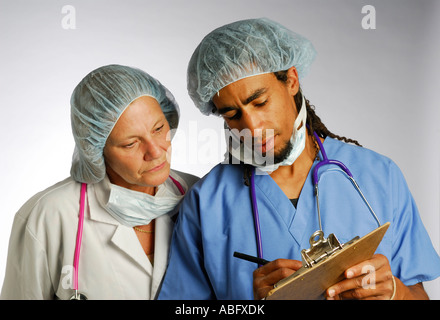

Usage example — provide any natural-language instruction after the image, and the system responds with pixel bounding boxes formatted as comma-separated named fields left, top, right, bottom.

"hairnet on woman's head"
left=187, top=18, right=317, bottom=115
left=70, top=64, right=179, bottom=183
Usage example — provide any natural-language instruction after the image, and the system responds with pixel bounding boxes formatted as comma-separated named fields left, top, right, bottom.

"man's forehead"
left=214, top=73, right=276, bottom=105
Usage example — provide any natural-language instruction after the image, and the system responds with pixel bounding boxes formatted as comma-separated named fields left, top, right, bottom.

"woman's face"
left=103, top=96, right=172, bottom=193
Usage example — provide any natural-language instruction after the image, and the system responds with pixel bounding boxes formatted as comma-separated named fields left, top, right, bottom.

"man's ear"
left=285, top=66, right=300, bottom=96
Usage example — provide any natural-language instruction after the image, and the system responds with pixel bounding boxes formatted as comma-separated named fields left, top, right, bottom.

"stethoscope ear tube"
left=346, top=177, right=381, bottom=227
left=70, top=183, right=87, bottom=300
left=311, top=130, right=381, bottom=229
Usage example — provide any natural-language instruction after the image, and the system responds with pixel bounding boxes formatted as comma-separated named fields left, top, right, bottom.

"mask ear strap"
left=293, top=94, right=307, bottom=130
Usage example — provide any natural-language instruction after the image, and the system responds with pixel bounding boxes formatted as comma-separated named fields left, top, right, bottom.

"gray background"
left=1, top=0, right=439, bottom=298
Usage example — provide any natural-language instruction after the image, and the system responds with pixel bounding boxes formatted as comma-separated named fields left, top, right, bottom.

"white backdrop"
left=1, top=0, right=439, bottom=299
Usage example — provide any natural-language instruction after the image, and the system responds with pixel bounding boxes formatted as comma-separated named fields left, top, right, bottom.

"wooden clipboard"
left=265, top=222, right=390, bottom=300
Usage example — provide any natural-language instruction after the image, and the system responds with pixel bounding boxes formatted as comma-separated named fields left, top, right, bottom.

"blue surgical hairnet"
left=70, top=64, right=179, bottom=183
left=187, top=18, right=317, bottom=115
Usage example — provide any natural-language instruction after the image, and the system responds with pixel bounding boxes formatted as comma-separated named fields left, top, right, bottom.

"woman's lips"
left=147, top=161, right=166, bottom=173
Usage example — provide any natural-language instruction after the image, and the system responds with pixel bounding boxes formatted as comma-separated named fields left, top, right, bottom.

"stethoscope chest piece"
left=70, top=291, right=88, bottom=300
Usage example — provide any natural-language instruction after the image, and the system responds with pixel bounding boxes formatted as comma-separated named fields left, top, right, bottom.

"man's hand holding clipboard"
left=252, top=222, right=392, bottom=300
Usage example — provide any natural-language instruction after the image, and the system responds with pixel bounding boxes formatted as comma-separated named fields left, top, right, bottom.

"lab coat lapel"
left=150, top=213, right=174, bottom=298
left=111, top=225, right=153, bottom=275
left=88, top=177, right=121, bottom=226
left=88, top=177, right=153, bottom=275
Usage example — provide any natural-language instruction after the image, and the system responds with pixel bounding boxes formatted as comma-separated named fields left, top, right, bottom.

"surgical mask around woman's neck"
left=103, top=175, right=186, bottom=227
left=226, top=95, right=307, bottom=173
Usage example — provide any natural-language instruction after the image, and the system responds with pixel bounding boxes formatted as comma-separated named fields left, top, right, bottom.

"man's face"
left=212, top=68, right=300, bottom=163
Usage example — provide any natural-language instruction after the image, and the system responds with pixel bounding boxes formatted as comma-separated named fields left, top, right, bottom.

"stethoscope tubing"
left=312, top=130, right=381, bottom=229
left=312, top=131, right=353, bottom=184
left=73, top=183, right=87, bottom=296
left=250, top=168, right=264, bottom=265
left=249, top=130, right=381, bottom=262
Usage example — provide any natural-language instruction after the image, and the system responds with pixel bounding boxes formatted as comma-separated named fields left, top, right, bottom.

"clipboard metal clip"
left=267, top=222, right=390, bottom=299
left=301, top=230, right=359, bottom=268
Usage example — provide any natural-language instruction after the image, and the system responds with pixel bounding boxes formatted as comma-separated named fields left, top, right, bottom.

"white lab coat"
left=0, top=170, right=198, bottom=300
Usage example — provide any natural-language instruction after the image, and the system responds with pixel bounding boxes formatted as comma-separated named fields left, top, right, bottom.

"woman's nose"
left=143, top=140, right=163, bottom=161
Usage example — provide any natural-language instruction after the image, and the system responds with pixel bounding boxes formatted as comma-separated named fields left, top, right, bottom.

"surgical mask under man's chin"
left=225, top=96, right=307, bottom=173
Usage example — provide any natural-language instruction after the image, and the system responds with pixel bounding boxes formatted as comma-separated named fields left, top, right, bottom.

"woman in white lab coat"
left=0, top=65, right=198, bottom=299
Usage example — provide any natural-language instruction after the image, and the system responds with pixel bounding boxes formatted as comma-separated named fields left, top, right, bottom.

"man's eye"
left=222, top=111, right=240, bottom=120
left=255, top=100, right=268, bottom=107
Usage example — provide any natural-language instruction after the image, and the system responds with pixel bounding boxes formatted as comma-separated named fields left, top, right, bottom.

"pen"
left=233, top=251, right=270, bottom=266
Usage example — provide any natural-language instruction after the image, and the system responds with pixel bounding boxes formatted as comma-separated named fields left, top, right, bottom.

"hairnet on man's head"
left=70, top=64, right=179, bottom=183
left=187, top=18, right=316, bottom=115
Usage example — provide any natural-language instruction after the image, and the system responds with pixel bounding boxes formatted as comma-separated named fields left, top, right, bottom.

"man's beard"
left=264, top=139, right=293, bottom=165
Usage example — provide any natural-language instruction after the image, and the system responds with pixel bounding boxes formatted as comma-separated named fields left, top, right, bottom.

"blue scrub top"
left=158, top=138, right=440, bottom=300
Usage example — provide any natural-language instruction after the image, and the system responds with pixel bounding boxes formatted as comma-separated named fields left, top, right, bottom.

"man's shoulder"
left=326, top=138, right=402, bottom=181
left=327, top=137, right=392, bottom=164
left=190, top=163, right=245, bottom=192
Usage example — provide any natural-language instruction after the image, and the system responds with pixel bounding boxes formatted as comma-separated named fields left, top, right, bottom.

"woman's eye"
left=123, top=142, right=136, bottom=148
left=155, top=124, right=165, bottom=133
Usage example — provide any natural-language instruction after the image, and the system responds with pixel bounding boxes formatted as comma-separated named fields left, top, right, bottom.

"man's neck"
left=269, top=133, right=320, bottom=199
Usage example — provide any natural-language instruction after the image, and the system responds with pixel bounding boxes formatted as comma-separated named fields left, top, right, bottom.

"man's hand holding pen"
left=252, top=259, right=302, bottom=300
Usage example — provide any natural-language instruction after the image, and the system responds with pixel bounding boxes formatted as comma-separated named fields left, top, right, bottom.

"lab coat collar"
left=88, top=175, right=123, bottom=226
left=150, top=213, right=174, bottom=297
left=87, top=176, right=175, bottom=293
left=88, top=174, right=182, bottom=226
left=109, top=213, right=174, bottom=293
left=111, top=224, right=153, bottom=275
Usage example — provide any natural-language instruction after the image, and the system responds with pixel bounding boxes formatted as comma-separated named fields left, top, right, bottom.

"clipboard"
left=265, top=222, right=390, bottom=300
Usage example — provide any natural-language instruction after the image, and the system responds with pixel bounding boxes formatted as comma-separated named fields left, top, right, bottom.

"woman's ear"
left=286, top=66, right=300, bottom=96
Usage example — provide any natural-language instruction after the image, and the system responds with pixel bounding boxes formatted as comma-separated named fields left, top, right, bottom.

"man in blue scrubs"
left=158, top=18, right=440, bottom=300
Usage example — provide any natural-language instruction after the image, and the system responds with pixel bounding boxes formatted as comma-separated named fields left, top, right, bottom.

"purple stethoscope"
left=70, top=176, right=185, bottom=300
left=249, top=130, right=381, bottom=263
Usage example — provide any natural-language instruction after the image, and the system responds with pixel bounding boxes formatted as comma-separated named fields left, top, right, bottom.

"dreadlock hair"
left=274, top=70, right=362, bottom=147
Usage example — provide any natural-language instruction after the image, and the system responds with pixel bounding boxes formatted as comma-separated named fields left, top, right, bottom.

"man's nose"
left=241, top=110, right=263, bottom=136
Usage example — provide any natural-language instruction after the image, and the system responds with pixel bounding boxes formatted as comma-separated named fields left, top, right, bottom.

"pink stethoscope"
left=70, top=176, right=185, bottom=300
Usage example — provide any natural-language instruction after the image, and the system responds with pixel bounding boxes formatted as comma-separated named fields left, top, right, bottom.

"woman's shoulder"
left=16, top=177, right=80, bottom=222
